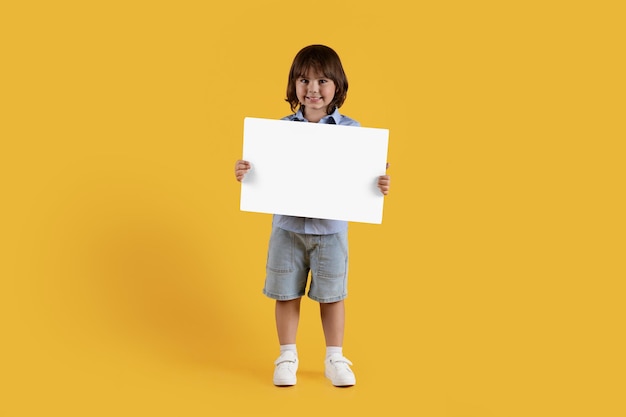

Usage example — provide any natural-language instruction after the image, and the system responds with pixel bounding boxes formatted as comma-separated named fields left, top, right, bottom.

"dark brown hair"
left=285, top=45, right=349, bottom=114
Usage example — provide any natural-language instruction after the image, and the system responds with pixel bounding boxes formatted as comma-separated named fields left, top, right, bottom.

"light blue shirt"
left=272, top=108, right=361, bottom=235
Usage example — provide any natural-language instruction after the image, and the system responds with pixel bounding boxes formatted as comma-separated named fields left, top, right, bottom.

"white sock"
left=326, top=346, right=343, bottom=359
left=280, top=344, right=297, bottom=357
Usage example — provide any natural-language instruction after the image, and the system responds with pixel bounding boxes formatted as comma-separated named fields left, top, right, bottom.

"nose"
left=307, top=81, right=319, bottom=93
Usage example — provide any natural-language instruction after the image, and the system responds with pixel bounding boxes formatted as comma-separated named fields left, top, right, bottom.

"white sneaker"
left=273, top=351, right=298, bottom=386
left=325, top=353, right=356, bottom=386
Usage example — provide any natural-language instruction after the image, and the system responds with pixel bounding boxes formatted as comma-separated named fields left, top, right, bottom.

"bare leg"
left=320, top=300, right=345, bottom=347
left=275, top=298, right=302, bottom=345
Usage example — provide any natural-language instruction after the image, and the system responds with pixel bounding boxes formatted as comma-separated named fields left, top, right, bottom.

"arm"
left=234, top=160, right=250, bottom=182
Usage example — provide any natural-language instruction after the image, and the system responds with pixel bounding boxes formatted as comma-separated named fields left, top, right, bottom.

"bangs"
left=292, top=60, right=328, bottom=79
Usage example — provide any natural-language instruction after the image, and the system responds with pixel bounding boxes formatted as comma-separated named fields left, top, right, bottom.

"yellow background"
left=1, top=1, right=624, bottom=416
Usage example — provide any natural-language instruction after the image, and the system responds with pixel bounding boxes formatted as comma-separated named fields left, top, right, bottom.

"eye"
left=299, top=78, right=308, bottom=84
left=319, top=79, right=328, bottom=84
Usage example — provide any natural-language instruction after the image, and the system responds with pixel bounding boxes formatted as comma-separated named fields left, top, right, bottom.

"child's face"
left=296, top=69, right=336, bottom=119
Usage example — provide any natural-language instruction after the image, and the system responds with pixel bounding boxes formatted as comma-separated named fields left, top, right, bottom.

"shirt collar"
left=293, top=107, right=342, bottom=124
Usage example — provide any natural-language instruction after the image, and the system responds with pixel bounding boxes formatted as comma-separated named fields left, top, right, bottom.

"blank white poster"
left=240, top=117, right=389, bottom=224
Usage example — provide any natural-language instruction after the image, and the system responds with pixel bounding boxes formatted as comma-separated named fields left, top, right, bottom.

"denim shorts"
left=263, top=227, right=349, bottom=303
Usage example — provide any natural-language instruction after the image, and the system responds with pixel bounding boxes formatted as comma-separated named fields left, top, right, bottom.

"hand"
left=378, top=162, right=390, bottom=195
left=235, top=160, right=250, bottom=182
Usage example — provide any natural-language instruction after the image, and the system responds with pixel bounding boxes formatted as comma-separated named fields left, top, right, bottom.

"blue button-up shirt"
left=272, top=108, right=361, bottom=235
